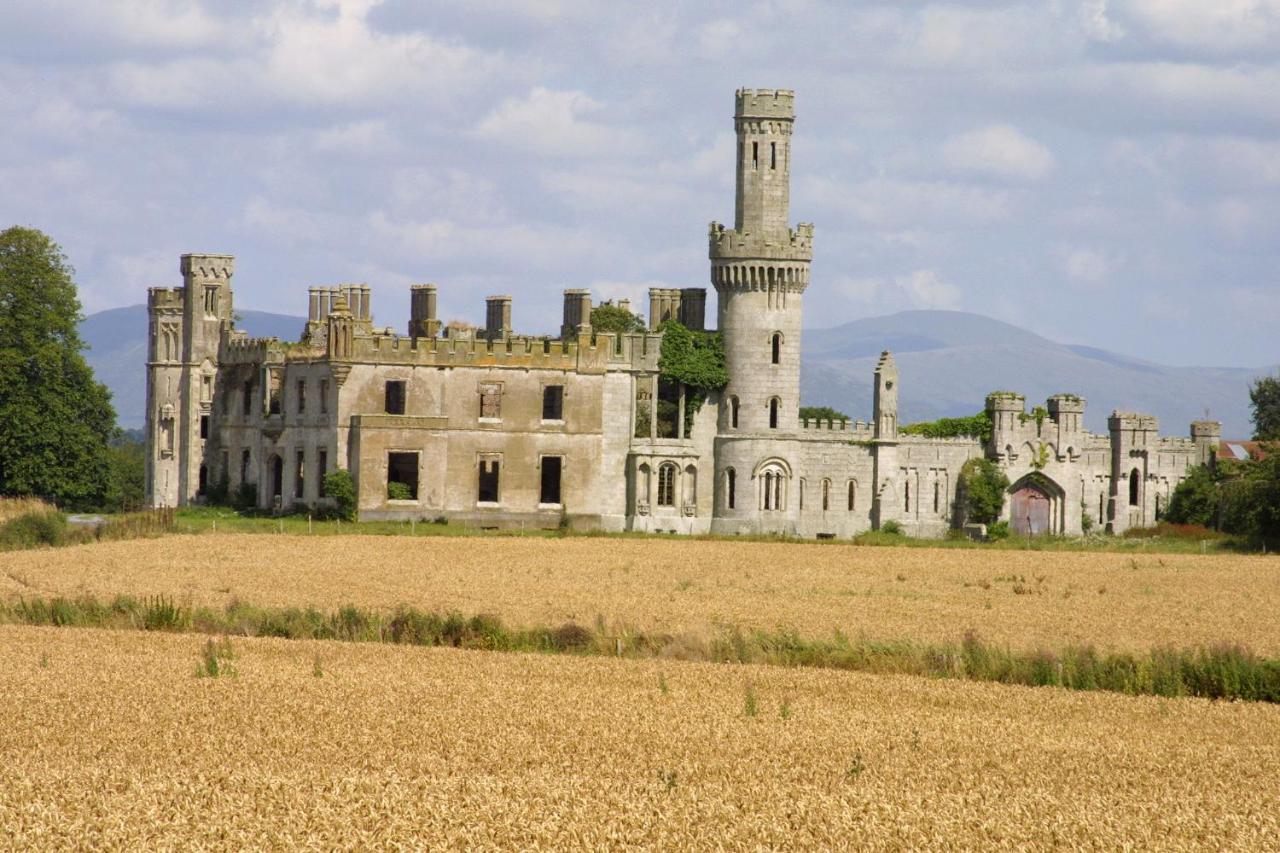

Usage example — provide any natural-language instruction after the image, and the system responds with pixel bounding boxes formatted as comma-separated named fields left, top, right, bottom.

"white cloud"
left=473, top=87, right=638, bottom=159
left=835, top=269, right=962, bottom=312
left=1111, top=0, right=1280, bottom=56
left=1060, top=247, right=1116, bottom=287
left=942, top=125, right=1055, bottom=181
left=808, top=176, right=1012, bottom=228
left=313, top=120, right=399, bottom=155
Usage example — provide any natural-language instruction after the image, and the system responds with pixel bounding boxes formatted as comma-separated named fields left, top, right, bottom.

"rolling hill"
left=83, top=305, right=1269, bottom=436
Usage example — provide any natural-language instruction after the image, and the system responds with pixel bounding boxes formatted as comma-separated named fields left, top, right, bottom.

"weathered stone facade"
left=146, top=88, right=1218, bottom=537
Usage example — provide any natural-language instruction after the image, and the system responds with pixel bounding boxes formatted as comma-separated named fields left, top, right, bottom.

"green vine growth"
left=1019, top=405, right=1050, bottom=435
left=1031, top=442, right=1051, bottom=471
left=656, top=320, right=728, bottom=428
left=901, top=411, right=993, bottom=443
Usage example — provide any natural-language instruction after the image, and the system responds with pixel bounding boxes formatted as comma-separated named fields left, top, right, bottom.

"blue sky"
left=2, top=0, right=1278, bottom=367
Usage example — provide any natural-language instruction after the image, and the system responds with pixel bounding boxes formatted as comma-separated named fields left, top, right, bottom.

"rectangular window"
left=243, top=381, right=253, bottom=417
left=479, top=383, right=502, bottom=420
left=727, top=469, right=736, bottom=509
left=317, top=449, right=328, bottom=497
left=771, top=141, right=776, bottom=169
left=540, top=456, right=563, bottom=505
left=295, top=450, right=305, bottom=499
left=241, top=449, right=251, bottom=484
left=320, top=379, right=329, bottom=414
left=385, top=380, right=406, bottom=415
left=542, top=385, right=564, bottom=421
left=199, top=414, right=209, bottom=440
left=388, top=452, right=419, bottom=500
left=478, top=459, right=500, bottom=503
left=296, top=379, right=306, bottom=414
left=752, top=141, right=758, bottom=169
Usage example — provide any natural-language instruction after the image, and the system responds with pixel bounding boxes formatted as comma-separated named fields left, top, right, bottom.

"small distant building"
left=145, top=88, right=1214, bottom=537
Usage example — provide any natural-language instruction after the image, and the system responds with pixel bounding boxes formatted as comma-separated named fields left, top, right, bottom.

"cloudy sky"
left=2, top=0, right=1278, bottom=367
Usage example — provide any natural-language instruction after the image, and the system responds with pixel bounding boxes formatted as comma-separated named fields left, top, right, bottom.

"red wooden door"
left=1011, top=486, right=1050, bottom=535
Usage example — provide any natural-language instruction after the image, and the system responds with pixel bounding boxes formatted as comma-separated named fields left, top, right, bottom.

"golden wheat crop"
left=2, top=534, right=1277, bottom=654
left=0, top=624, right=1276, bottom=849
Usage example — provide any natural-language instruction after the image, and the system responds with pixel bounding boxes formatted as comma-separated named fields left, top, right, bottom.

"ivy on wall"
left=901, top=411, right=993, bottom=443
left=656, top=320, right=728, bottom=425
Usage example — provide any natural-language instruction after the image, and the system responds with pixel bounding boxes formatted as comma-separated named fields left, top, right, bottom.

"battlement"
left=1191, top=420, right=1222, bottom=439
left=1047, top=393, right=1085, bottom=415
left=986, top=392, right=1026, bottom=413
left=708, top=222, right=813, bottom=260
left=800, top=418, right=874, bottom=436
left=148, top=287, right=184, bottom=310
left=1109, top=412, right=1159, bottom=432
left=180, top=253, right=234, bottom=280
left=735, top=88, right=795, bottom=119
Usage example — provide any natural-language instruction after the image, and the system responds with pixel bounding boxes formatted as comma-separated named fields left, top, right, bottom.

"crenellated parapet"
left=180, top=253, right=234, bottom=281
left=736, top=88, right=795, bottom=120
left=148, top=287, right=184, bottom=313
left=708, top=222, right=813, bottom=259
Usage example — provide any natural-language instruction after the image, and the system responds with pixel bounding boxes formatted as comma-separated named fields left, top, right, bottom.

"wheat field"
left=2, top=534, right=1277, bottom=653
left=0, top=624, right=1276, bottom=849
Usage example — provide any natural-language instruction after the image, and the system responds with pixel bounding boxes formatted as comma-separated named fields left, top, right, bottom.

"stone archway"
left=1008, top=473, right=1064, bottom=536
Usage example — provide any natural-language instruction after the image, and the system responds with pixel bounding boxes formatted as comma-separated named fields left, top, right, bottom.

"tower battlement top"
left=735, top=88, right=795, bottom=119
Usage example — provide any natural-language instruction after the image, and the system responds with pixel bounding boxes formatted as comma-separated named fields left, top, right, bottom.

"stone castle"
left=146, top=88, right=1219, bottom=537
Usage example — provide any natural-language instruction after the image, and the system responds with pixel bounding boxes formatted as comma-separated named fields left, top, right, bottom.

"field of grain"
left=0, top=624, right=1275, bottom=848
left=1, top=534, right=1277, bottom=653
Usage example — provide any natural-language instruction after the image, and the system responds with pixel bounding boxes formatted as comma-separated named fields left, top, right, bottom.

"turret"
left=409, top=284, right=440, bottom=339
left=1191, top=420, right=1221, bottom=468
left=873, top=351, right=898, bottom=441
left=484, top=295, right=512, bottom=340
left=986, top=392, right=1026, bottom=456
left=562, top=289, right=592, bottom=338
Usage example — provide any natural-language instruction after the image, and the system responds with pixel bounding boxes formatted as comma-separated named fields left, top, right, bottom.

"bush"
left=987, top=520, right=1010, bottom=541
left=0, top=510, right=67, bottom=549
left=234, top=481, right=258, bottom=511
left=958, top=458, right=1009, bottom=525
left=323, top=469, right=356, bottom=521
left=387, top=481, right=413, bottom=501
left=1165, top=464, right=1217, bottom=528
left=880, top=520, right=903, bottom=535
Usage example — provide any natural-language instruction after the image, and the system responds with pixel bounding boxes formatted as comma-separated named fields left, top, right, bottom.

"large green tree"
left=1250, top=374, right=1280, bottom=441
left=0, top=227, right=116, bottom=509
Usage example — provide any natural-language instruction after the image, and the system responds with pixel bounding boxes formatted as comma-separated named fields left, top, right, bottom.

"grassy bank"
left=5, top=593, right=1278, bottom=703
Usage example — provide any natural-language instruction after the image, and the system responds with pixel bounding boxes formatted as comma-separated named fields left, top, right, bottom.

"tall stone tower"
left=145, top=253, right=235, bottom=507
left=710, top=88, right=814, bottom=533
left=870, top=351, right=900, bottom=529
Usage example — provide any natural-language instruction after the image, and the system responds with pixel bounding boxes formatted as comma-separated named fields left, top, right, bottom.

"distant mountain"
left=84, top=305, right=1269, bottom=436
left=801, top=311, right=1269, bottom=438
left=82, top=305, right=306, bottom=428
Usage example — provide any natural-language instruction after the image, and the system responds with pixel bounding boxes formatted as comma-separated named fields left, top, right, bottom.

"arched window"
left=684, top=465, right=697, bottom=505
left=1129, top=467, right=1140, bottom=506
left=657, top=463, right=677, bottom=507
left=769, top=398, right=779, bottom=429
left=761, top=466, right=785, bottom=511
left=770, top=332, right=782, bottom=365
left=730, top=396, right=739, bottom=429
left=847, top=480, right=856, bottom=512
left=822, top=479, right=830, bottom=511
left=726, top=468, right=736, bottom=509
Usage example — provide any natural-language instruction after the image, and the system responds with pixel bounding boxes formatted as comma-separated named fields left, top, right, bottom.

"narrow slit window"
left=727, top=468, right=736, bottom=509
left=752, top=141, right=758, bottom=169
left=1129, top=468, right=1140, bottom=506
left=848, top=481, right=856, bottom=512
left=730, top=396, right=739, bottom=429
left=822, top=480, right=830, bottom=511
left=295, top=450, right=305, bottom=499
left=317, top=449, right=328, bottom=497
left=771, top=332, right=781, bottom=364
left=769, top=398, right=779, bottom=429
left=657, top=463, right=676, bottom=507
left=771, top=142, right=776, bottom=169
left=199, top=414, right=209, bottom=440
left=296, top=379, right=306, bottom=414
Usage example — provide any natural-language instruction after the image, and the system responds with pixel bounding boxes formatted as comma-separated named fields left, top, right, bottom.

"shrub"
left=323, top=469, right=356, bottom=521
left=958, top=458, right=1009, bottom=525
left=987, top=520, right=1010, bottom=541
left=387, top=481, right=412, bottom=501
left=880, top=520, right=903, bottom=535
left=0, top=510, right=67, bottom=549
left=233, top=481, right=258, bottom=511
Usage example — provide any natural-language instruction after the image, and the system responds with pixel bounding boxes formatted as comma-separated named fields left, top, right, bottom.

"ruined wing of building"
left=145, top=88, right=1219, bottom=537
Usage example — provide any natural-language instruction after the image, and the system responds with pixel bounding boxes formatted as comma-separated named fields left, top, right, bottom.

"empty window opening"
left=933, top=481, right=941, bottom=514
left=657, top=463, right=677, bottom=507
left=320, top=379, right=329, bottom=414
left=730, top=396, right=740, bottom=429
left=822, top=480, right=830, bottom=512
left=204, top=285, right=218, bottom=316
left=847, top=481, right=856, bottom=512
left=769, top=398, right=779, bottom=429
left=771, top=332, right=781, bottom=365
left=542, top=385, right=564, bottom=421
left=770, top=142, right=777, bottom=169
left=1129, top=467, right=1141, bottom=506
left=388, top=452, right=419, bottom=500
left=540, top=456, right=563, bottom=505
left=478, top=459, right=500, bottom=503
left=270, top=456, right=283, bottom=500
left=799, top=479, right=805, bottom=511
left=241, top=449, right=251, bottom=485
left=479, top=383, right=502, bottom=419
left=317, top=449, right=328, bottom=498
left=295, top=450, right=305, bottom=499
left=296, top=379, right=306, bottom=414
left=727, top=468, right=736, bottom=509
left=1098, top=491, right=1105, bottom=524
left=904, top=480, right=911, bottom=513
left=752, top=141, right=759, bottom=169
left=199, top=414, right=209, bottom=440
left=243, top=381, right=253, bottom=417
left=197, top=464, right=208, bottom=496
left=385, top=380, right=406, bottom=415
left=762, top=470, right=783, bottom=511
left=267, top=372, right=281, bottom=415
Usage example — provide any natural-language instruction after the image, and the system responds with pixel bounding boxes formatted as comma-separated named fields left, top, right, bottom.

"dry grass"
left=0, top=497, right=56, bottom=523
left=0, top=624, right=1276, bottom=848
left=1, top=534, right=1277, bottom=654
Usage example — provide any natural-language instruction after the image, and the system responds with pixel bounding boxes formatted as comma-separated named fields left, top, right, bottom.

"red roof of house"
left=1218, top=440, right=1269, bottom=462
